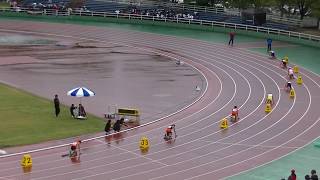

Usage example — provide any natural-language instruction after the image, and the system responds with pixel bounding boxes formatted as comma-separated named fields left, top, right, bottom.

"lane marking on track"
left=197, top=139, right=301, bottom=149
left=95, top=139, right=168, bottom=166
left=0, top=150, right=7, bottom=155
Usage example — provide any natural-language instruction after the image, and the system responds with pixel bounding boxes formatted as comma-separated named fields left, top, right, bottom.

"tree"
left=295, top=0, right=315, bottom=19
left=251, top=0, right=270, bottom=9
left=196, top=0, right=209, bottom=6
left=310, top=0, right=320, bottom=29
left=227, top=0, right=251, bottom=10
left=273, top=0, right=294, bottom=17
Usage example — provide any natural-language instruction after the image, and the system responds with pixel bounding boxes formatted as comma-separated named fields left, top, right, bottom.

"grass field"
left=0, top=83, right=105, bottom=148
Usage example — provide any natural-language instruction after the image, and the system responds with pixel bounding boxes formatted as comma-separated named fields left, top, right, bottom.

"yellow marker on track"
left=293, top=66, right=299, bottom=73
left=139, top=136, right=149, bottom=149
left=220, top=118, right=228, bottom=129
left=290, top=89, right=295, bottom=98
left=21, top=154, right=32, bottom=167
left=265, top=103, right=272, bottom=113
left=296, top=75, right=303, bottom=85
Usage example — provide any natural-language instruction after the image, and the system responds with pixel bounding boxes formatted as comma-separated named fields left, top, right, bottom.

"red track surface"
left=0, top=20, right=320, bottom=180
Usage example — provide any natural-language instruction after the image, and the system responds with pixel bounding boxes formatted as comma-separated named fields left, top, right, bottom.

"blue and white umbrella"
left=67, top=87, right=95, bottom=97
left=67, top=87, right=95, bottom=104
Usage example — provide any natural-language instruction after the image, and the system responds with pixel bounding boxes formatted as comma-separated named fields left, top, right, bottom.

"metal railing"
left=0, top=7, right=319, bottom=43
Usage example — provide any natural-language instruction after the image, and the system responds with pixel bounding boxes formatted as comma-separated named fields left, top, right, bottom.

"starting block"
left=220, top=118, right=228, bottom=129
left=289, top=89, right=295, bottom=98
left=265, top=103, right=272, bottom=113
left=139, top=136, right=149, bottom=149
left=293, top=66, right=299, bottom=73
left=296, top=75, right=303, bottom=85
left=21, top=154, right=32, bottom=167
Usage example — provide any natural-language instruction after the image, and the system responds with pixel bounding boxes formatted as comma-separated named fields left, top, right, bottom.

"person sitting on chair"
left=78, top=104, right=86, bottom=117
left=70, top=104, right=77, bottom=118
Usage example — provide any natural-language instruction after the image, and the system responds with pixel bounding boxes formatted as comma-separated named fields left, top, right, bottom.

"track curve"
left=0, top=20, right=320, bottom=180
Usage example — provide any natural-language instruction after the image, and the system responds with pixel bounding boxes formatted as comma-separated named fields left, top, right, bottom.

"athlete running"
left=231, top=106, right=239, bottom=122
left=69, top=140, right=81, bottom=157
left=285, top=81, right=292, bottom=92
left=288, top=67, right=294, bottom=79
left=164, top=124, right=176, bottom=140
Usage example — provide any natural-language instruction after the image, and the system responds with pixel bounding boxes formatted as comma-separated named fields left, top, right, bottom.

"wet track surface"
left=0, top=20, right=320, bottom=180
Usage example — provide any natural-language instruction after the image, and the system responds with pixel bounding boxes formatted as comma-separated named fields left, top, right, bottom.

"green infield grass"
left=0, top=83, right=105, bottom=148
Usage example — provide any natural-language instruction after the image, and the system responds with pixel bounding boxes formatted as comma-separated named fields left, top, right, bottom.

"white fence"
left=1, top=7, right=319, bottom=43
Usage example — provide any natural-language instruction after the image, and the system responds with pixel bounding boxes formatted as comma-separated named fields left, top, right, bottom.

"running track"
left=0, top=20, right=320, bottom=180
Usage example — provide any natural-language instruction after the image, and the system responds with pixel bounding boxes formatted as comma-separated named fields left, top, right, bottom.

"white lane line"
left=197, top=139, right=301, bottom=149
left=95, top=139, right=168, bottom=166
left=0, top=150, right=7, bottom=155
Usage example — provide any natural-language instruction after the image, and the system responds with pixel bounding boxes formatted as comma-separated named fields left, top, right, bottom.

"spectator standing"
left=105, top=120, right=112, bottom=135
left=311, top=170, right=318, bottom=180
left=305, top=175, right=311, bottom=180
left=70, top=104, right=76, bottom=118
left=288, top=169, right=297, bottom=180
left=228, top=32, right=235, bottom=46
left=267, top=37, right=273, bottom=52
left=54, top=94, right=60, bottom=117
